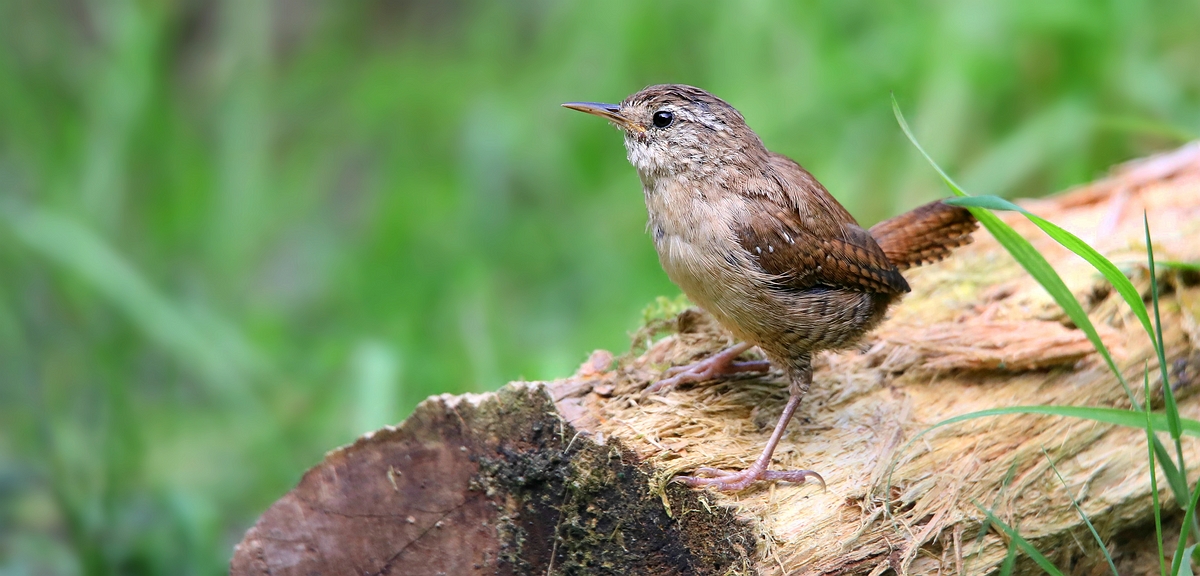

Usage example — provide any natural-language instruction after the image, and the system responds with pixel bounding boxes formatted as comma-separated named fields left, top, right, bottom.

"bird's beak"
left=562, top=102, right=645, bottom=133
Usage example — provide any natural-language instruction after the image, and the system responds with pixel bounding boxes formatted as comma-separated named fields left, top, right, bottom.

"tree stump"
left=231, top=143, right=1200, bottom=575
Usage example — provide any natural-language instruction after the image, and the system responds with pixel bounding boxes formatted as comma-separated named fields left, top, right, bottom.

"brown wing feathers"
left=737, top=207, right=911, bottom=295
left=868, top=200, right=978, bottom=270
left=739, top=198, right=976, bottom=294
left=823, top=225, right=911, bottom=293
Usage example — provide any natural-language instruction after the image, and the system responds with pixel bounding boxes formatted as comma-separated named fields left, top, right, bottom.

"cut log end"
left=231, top=383, right=756, bottom=576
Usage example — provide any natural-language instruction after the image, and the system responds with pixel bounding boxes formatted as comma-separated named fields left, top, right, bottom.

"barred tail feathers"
left=868, top=200, right=978, bottom=270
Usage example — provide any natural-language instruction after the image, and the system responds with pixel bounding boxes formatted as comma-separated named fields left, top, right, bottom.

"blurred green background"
left=1, top=0, right=1198, bottom=573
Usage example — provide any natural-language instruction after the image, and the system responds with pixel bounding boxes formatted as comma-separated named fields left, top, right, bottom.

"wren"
left=564, top=85, right=977, bottom=491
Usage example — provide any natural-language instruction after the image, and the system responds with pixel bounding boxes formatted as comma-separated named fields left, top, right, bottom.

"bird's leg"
left=645, top=342, right=771, bottom=394
left=675, top=368, right=824, bottom=492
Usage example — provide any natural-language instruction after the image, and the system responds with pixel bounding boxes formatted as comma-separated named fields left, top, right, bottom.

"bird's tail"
left=868, top=200, right=978, bottom=270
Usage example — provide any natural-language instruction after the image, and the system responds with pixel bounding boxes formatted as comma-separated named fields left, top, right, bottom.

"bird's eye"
left=652, top=110, right=674, bottom=128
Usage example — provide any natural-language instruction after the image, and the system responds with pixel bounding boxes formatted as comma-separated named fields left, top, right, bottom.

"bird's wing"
left=734, top=155, right=910, bottom=295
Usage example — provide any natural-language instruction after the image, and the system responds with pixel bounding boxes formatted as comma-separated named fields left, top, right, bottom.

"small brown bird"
left=564, top=85, right=977, bottom=491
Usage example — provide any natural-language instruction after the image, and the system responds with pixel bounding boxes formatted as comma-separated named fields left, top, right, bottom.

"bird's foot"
left=674, top=465, right=825, bottom=492
left=645, top=342, right=770, bottom=395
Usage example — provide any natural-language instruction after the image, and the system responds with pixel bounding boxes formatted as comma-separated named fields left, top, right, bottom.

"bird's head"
left=563, top=84, right=764, bottom=184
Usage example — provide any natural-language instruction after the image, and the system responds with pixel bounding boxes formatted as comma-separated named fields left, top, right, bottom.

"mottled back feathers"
left=736, top=154, right=925, bottom=296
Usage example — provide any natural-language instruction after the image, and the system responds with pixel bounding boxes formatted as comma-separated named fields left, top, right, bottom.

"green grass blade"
left=1042, top=447, right=1118, bottom=575
left=1150, top=213, right=1200, bottom=576
left=1172, top=483, right=1200, bottom=576
left=893, top=97, right=1137, bottom=404
left=921, top=407, right=1185, bottom=509
left=1146, top=368, right=1167, bottom=576
left=884, top=404, right=1200, bottom=512
left=891, top=98, right=1192, bottom=509
left=1152, top=438, right=1190, bottom=510
left=942, top=199, right=1198, bottom=509
left=915, top=405, right=1200, bottom=438
left=892, top=94, right=968, bottom=198
left=943, top=195, right=1155, bottom=345
left=974, top=502, right=1066, bottom=576
left=1144, top=215, right=1191, bottom=514
left=999, top=538, right=1019, bottom=576
left=969, top=458, right=1022, bottom=575
left=959, top=201, right=1142, bottom=407
left=1179, top=545, right=1197, bottom=576
left=1145, top=215, right=1184, bottom=449
left=924, top=407, right=1184, bottom=509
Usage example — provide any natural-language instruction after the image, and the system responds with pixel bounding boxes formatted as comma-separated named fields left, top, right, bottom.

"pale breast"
left=642, top=178, right=892, bottom=361
left=644, top=179, right=778, bottom=338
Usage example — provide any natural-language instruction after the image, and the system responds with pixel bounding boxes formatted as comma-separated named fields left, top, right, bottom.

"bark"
left=232, top=142, right=1200, bottom=575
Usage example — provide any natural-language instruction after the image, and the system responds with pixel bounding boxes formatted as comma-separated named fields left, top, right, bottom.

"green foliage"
left=2, top=0, right=1200, bottom=574
left=893, top=100, right=1197, bottom=572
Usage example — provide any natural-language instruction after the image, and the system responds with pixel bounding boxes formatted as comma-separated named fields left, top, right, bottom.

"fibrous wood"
left=232, top=142, right=1200, bottom=575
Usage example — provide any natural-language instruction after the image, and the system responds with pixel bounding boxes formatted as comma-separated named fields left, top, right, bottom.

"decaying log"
left=232, top=143, right=1200, bottom=575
